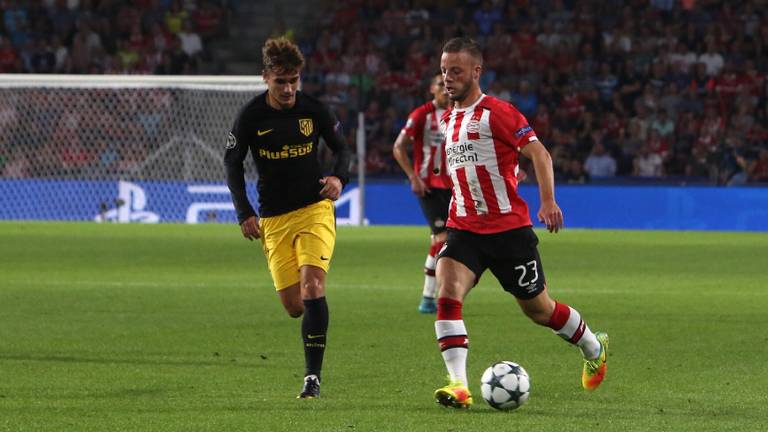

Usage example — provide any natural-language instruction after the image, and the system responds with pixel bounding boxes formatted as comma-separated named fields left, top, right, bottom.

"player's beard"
left=448, top=82, right=470, bottom=104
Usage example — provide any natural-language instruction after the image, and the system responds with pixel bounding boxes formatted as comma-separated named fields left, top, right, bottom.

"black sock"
left=302, top=296, right=328, bottom=379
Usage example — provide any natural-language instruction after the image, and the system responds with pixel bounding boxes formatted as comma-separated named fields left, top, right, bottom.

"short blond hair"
left=442, top=37, right=483, bottom=65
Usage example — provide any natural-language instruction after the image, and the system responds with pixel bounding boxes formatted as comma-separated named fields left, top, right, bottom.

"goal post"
left=0, top=74, right=365, bottom=225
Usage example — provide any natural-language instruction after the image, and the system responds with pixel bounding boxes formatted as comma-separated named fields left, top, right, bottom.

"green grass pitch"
left=1, top=222, right=767, bottom=431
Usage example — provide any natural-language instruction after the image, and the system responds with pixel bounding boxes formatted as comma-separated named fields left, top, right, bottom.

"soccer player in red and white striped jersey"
left=393, top=72, right=452, bottom=314
left=432, top=38, right=609, bottom=409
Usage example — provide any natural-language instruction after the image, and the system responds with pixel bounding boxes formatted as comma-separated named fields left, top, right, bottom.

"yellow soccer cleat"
left=434, top=380, right=473, bottom=408
left=582, top=332, right=609, bottom=391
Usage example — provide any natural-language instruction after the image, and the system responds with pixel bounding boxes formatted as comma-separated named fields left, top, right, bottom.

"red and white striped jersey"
left=402, top=101, right=451, bottom=189
left=440, top=94, right=538, bottom=234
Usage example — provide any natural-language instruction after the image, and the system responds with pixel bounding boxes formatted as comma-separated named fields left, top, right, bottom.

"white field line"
left=3, top=279, right=764, bottom=296
left=2, top=279, right=650, bottom=295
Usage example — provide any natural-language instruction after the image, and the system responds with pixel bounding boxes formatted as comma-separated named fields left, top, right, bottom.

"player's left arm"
left=317, top=104, right=350, bottom=200
left=520, top=140, right=564, bottom=233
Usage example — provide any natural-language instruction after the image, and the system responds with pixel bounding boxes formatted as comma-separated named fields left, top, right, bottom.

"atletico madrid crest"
left=299, top=118, right=313, bottom=136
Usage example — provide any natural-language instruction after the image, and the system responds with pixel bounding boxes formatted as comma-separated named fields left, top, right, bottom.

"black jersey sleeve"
left=318, top=104, right=351, bottom=186
left=224, top=116, right=257, bottom=224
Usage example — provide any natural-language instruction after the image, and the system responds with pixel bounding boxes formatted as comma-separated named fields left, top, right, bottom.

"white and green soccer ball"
left=480, top=361, right=531, bottom=410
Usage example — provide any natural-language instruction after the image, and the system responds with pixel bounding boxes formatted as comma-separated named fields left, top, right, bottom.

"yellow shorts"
left=260, top=199, right=336, bottom=290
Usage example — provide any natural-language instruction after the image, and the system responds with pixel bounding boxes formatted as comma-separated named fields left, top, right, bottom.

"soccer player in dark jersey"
left=393, top=72, right=452, bottom=314
left=432, top=37, right=609, bottom=409
left=224, top=37, right=350, bottom=399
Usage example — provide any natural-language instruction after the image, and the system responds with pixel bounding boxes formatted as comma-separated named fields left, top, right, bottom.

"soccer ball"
left=480, top=361, right=530, bottom=410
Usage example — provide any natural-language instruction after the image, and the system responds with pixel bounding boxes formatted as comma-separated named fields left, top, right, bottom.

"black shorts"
left=418, top=188, right=451, bottom=234
left=438, top=226, right=546, bottom=300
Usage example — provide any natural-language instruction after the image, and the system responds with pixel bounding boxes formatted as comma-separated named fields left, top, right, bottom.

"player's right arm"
left=224, top=116, right=260, bottom=240
left=393, top=108, right=430, bottom=197
left=492, top=98, right=562, bottom=233
left=393, top=130, right=430, bottom=197
left=521, top=140, right=563, bottom=233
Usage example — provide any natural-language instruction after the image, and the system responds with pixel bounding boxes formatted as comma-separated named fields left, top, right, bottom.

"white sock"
left=435, top=320, right=468, bottom=385
left=578, top=326, right=601, bottom=360
left=422, top=254, right=437, bottom=298
left=553, top=305, right=601, bottom=359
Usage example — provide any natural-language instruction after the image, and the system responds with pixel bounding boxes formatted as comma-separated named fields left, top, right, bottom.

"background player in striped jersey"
left=432, top=37, right=609, bottom=409
left=392, top=72, right=451, bottom=314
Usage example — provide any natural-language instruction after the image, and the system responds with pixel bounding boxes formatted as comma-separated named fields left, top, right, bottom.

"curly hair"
left=262, top=37, right=305, bottom=73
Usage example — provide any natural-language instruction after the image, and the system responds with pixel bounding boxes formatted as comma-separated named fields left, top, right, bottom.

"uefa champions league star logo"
left=94, top=181, right=160, bottom=223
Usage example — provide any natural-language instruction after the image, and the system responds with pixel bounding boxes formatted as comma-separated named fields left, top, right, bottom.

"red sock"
left=429, top=240, right=444, bottom=258
left=547, top=301, right=571, bottom=330
left=437, top=297, right=462, bottom=320
left=548, top=301, right=590, bottom=345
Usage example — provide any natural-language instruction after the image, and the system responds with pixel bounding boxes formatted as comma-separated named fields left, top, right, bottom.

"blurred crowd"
left=2, top=0, right=768, bottom=185
left=0, top=0, right=230, bottom=74
left=291, top=0, right=768, bottom=185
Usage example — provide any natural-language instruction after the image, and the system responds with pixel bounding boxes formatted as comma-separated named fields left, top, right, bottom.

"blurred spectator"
left=749, top=148, right=768, bottom=183
left=697, top=106, right=725, bottom=151
left=730, top=102, right=756, bottom=140
left=51, top=35, right=70, bottom=72
left=667, top=42, right=697, bottom=73
left=48, top=0, right=77, bottom=39
left=177, top=20, right=203, bottom=59
left=26, top=38, right=56, bottom=73
left=698, top=41, right=725, bottom=77
left=1, top=0, right=765, bottom=186
left=594, top=62, right=618, bottom=104
left=116, top=39, right=140, bottom=71
left=717, top=135, right=749, bottom=186
left=510, top=80, right=537, bottom=118
left=650, top=109, right=675, bottom=138
left=633, top=144, right=663, bottom=177
left=0, top=36, right=22, bottom=72
left=561, top=159, right=588, bottom=184
left=4, top=0, right=30, bottom=48
left=685, top=145, right=713, bottom=179
left=69, top=19, right=103, bottom=72
left=194, top=0, right=224, bottom=43
left=584, top=143, right=617, bottom=179
left=164, top=1, right=188, bottom=35
left=473, top=0, right=502, bottom=37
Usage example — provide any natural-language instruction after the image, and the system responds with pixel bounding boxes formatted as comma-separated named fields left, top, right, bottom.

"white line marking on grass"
left=5, top=280, right=765, bottom=296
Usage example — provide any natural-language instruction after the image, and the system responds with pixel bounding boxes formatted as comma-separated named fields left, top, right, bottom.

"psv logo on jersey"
left=467, top=119, right=480, bottom=134
left=299, top=118, right=313, bottom=136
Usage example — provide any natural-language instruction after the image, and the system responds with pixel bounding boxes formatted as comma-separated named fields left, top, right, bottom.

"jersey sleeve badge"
left=515, top=125, right=533, bottom=138
left=226, top=132, right=237, bottom=149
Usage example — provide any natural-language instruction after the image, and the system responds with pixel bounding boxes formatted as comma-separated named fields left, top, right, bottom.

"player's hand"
left=410, top=175, right=431, bottom=197
left=537, top=200, right=563, bottom=233
left=240, top=215, right=261, bottom=240
left=319, top=176, right=342, bottom=201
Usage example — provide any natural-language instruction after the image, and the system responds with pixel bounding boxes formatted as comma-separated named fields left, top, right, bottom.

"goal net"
left=0, top=74, right=367, bottom=224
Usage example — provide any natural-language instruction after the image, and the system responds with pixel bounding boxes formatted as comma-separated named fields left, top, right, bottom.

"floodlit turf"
left=1, top=222, right=767, bottom=431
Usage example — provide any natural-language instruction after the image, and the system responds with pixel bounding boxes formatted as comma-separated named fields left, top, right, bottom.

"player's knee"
left=301, top=279, right=325, bottom=299
left=437, top=279, right=463, bottom=299
left=284, top=303, right=304, bottom=318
